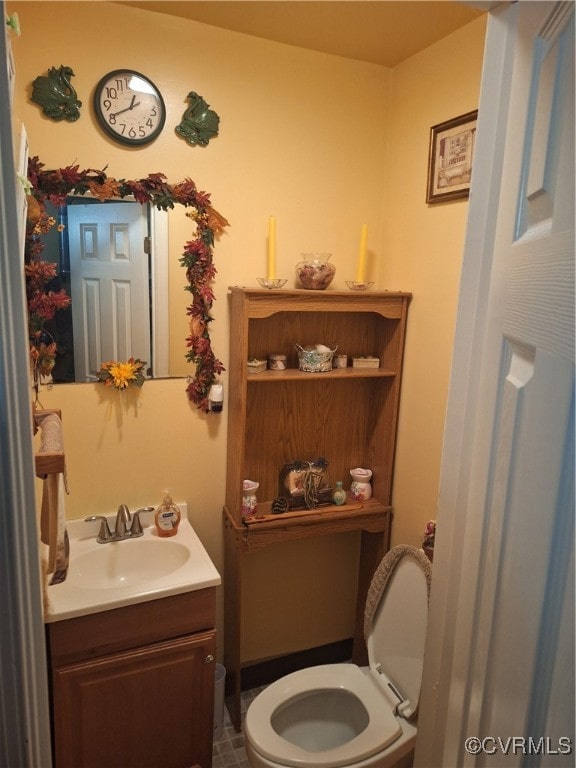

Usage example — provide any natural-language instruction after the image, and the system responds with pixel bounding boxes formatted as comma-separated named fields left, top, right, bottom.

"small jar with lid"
left=268, top=354, right=287, bottom=371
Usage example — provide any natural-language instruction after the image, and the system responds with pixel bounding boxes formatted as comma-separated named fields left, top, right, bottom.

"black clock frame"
left=93, top=69, right=166, bottom=147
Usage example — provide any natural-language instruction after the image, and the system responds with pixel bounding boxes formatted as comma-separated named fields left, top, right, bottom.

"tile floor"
left=212, top=687, right=266, bottom=768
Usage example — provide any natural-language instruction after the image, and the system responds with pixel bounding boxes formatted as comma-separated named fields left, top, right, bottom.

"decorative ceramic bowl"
left=296, top=254, right=336, bottom=290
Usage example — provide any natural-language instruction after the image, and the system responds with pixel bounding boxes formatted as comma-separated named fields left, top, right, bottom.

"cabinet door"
left=52, top=630, right=216, bottom=768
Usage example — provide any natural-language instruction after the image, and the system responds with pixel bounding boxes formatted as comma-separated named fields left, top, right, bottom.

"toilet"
left=244, top=545, right=432, bottom=768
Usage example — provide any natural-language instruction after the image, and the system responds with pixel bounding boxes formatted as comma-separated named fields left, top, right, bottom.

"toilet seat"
left=364, top=546, right=431, bottom=719
left=244, top=546, right=432, bottom=768
left=245, top=663, right=402, bottom=768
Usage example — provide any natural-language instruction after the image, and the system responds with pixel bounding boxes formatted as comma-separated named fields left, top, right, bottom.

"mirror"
left=40, top=197, right=171, bottom=382
left=26, top=157, right=229, bottom=411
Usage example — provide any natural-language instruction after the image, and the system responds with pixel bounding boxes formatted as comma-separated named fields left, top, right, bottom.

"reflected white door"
left=416, top=2, right=574, bottom=766
left=68, top=201, right=150, bottom=380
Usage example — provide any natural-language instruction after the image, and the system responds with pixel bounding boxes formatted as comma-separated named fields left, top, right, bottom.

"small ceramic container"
left=242, top=480, right=259, bottom=518
left=350, top=467, right=373, bottom=501
left=268, top=354, right=287, bottom=370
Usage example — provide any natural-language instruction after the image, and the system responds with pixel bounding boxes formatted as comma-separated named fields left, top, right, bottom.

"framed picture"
left=426, top=110, right=478, bottom=204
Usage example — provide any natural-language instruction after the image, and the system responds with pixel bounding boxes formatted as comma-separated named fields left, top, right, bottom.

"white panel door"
left=68, top=201, right=150, bottom=380
left=416, top=3, right=574, bottom=766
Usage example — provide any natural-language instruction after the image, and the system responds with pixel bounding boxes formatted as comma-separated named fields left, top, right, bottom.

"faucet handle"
left=85, top=515, right=116, bottom=544
left=130, top=506, right=154, bottom=538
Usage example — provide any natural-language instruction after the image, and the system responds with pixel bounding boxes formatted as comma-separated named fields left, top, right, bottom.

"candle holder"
left=345, top=280, right=374, bottom=291
left=257, top=278, right=287, bottom=289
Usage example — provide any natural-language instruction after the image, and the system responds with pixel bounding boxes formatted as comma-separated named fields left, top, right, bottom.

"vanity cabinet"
left=46, top=588, right=216, bottom=768
left=223, top=288, right=410, bottom=728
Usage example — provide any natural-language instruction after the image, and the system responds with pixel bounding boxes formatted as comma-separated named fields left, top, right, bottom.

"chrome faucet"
left=114, top=504, right=131, bottom=537
left=85, top=505, right=154, bottom=543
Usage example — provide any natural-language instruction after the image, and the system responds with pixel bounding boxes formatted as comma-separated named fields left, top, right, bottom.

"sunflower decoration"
left=96, top=358, right=147, bottom=390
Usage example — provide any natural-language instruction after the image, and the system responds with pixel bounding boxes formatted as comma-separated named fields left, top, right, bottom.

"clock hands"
left=110, top=95, right=141, bottom=118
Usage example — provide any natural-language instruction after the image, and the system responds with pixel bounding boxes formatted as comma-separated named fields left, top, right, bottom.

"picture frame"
left=426, top=110, right=478, bottom=204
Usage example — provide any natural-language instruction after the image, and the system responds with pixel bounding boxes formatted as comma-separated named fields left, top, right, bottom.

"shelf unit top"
left=228, top=287, right=412, bottom=317
left=229, top=288, right=411, bottom=297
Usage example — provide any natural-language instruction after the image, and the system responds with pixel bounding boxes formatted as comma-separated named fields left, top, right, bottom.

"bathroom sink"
left=71, top=539, right=191, bottom=590
left=43, top=503, right=221, bottom=623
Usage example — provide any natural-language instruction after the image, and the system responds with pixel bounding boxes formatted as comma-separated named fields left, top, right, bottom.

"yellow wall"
left=385, top=16, right=487, bottom=548
left=11, top=1, right=486, bottom=663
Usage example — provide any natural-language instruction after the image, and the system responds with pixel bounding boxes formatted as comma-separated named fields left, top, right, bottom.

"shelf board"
left=35, top=452, right=65, bottom=477
left=224, top=498, right=391, bottom=551
left=244, top=498, right=365, bottom=524
left=247, top=367, right=397, bottom=382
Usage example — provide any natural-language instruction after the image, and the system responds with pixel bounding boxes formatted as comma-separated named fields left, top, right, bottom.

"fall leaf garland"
left=26, top=156, right=229, bottom=412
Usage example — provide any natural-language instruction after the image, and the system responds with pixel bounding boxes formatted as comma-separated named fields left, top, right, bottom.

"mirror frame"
left=25, top=156, right=229, bottom=412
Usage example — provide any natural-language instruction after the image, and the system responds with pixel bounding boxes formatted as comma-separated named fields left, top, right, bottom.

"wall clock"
left=94, top=69, right=166, bottom=146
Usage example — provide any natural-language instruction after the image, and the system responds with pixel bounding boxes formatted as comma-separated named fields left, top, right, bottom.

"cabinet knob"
left=205, top=654, right=215, bottom=664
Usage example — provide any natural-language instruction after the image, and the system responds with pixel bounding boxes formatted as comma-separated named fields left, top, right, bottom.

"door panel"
left=465, top=6, right=575, bottom=760
left=416, top=3, right=575, bottom=766
left=68, top=201, right=150, bottom=380
left=53, top=631, right=216, bottom=768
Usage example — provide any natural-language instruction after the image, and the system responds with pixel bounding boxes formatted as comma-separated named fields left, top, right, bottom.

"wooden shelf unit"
left=223, top=288, right=410, bottom=729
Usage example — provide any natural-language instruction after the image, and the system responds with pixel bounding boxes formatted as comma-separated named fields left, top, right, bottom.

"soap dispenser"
left=154, top=492, right=181, bottom=538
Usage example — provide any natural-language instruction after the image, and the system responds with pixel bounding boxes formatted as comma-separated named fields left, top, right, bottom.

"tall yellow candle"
left=267, top=216, right=276, bottom=279
left=356, top=224, right=368, bottom=283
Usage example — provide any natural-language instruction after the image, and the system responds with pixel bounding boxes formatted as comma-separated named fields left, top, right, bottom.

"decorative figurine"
left=271, top=496, right=289, bottom=515
left=175, top=91, right=220, bottom=147
left=31, top=65, right=82, bottom=122
left=278, top=458, right=332, bottom=510
left=422, top=520, right=436, bottom=562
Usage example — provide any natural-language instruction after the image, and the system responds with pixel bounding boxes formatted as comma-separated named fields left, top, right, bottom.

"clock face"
left=94, top=69, right=166, bottom=146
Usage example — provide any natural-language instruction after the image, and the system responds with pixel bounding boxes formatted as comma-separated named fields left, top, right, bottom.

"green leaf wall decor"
left=31, top=65, right=82, bottom=122
left=176, top=91, right=220, bottom=147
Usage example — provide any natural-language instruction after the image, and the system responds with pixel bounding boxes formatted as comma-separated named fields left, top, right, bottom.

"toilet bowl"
left=244, top=545, right=432, bottom=768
